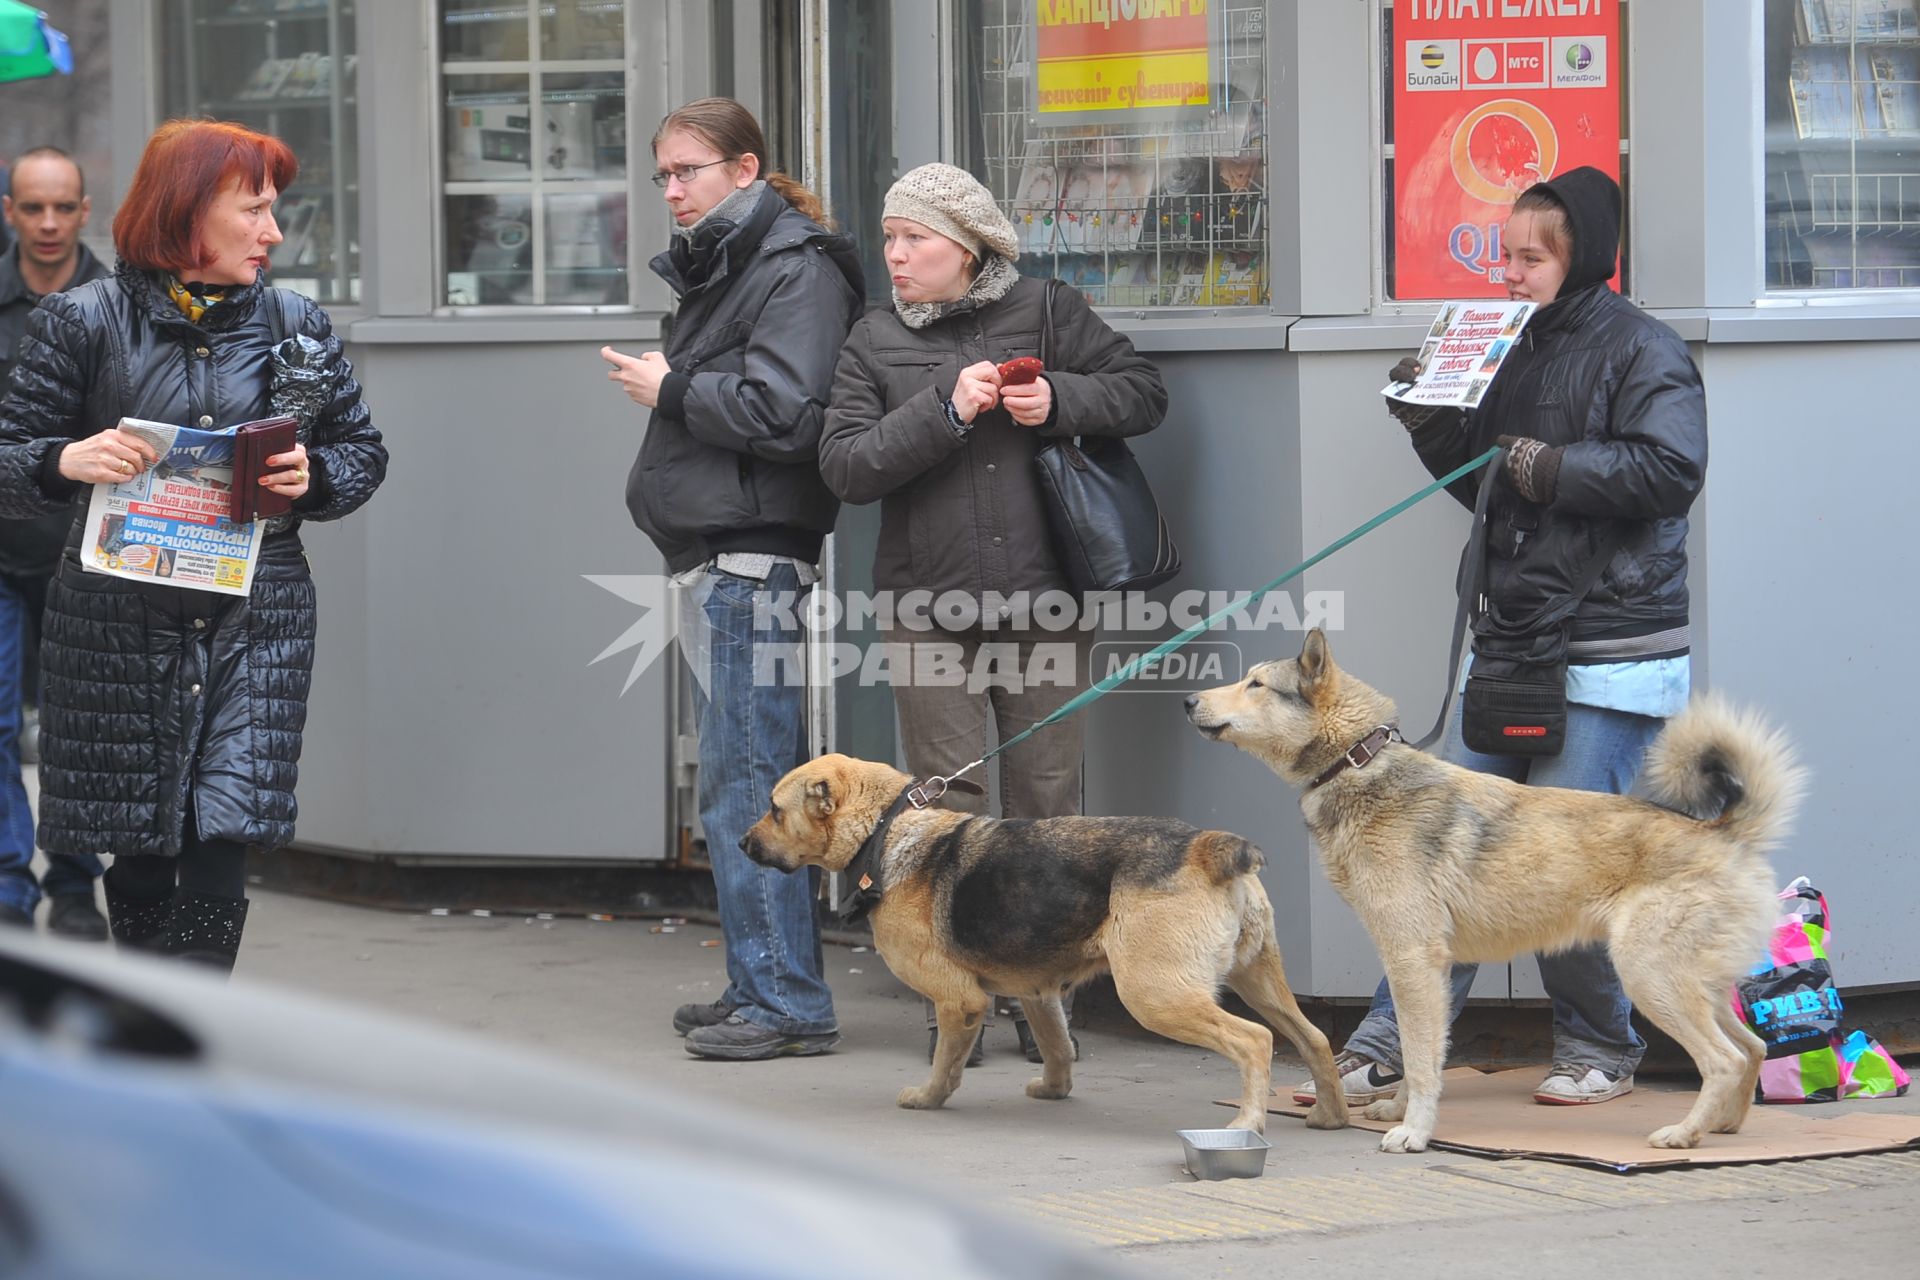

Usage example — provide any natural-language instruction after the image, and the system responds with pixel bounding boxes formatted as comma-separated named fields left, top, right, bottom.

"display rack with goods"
left=963, top=1, right=1269, bottom=310
left=160, top=0, right=359, bottom=306
left=440, top=1, right=631, bottom=308
left=1768, top=0, right=1920, bottom=289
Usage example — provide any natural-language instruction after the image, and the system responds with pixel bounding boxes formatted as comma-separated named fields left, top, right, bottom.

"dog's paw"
left=1379, top=1125, right=1430, bottom=1154
left=1646, top=1123, right=1701, bottom=1150
left=1363, top=1096, right=1407, bottom=1123
left=896, top=1085, right=947, bottom=1111
left=1303, top=1100, right=1347, bottom=1131
left=1025, top=1076, right=1072, bottom=1100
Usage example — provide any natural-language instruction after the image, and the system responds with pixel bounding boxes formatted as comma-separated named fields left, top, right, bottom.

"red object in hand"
left=997, top=356, right=1044, bottom=386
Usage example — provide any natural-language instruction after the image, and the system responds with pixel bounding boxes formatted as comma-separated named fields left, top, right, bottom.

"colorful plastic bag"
left=1734, top=877, right=1910, bottom=1103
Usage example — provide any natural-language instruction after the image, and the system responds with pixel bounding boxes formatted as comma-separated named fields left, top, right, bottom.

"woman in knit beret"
left=820, top=162, right=1169, bottom=1066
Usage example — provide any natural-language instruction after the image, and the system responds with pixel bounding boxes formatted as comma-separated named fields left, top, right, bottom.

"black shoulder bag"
left=1459, top=525, right=1622, bottom=758
left=1412, top=450, right=1620, bottom=759
left=1031, top=279, right=1181, bottom=594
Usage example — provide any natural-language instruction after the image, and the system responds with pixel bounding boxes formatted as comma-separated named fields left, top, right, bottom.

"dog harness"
left=834, top=777, right=956, bottom=925
left=1309, top=723, right=1402, bottom=790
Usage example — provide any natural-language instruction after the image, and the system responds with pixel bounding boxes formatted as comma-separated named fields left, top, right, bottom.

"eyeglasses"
left=650, top=159, right=732, bottom=188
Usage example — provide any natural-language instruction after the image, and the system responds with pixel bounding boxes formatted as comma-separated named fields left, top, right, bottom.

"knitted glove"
left=1384, top=357, right=1446, bottom=431
left=1496, top=435, right=1563, bottom=504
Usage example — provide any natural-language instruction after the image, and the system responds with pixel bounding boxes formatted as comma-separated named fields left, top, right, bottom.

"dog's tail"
left=1641, top=694, right=1806, bottom=854
left=1192, top=831, right=1265, bottom=885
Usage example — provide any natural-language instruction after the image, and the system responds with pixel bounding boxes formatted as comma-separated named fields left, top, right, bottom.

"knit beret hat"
left=883, top=162, right=1021, bottom=263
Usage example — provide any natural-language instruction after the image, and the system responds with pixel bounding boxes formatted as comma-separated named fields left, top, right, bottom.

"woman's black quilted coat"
left=0, top=263, right=386, bottom=857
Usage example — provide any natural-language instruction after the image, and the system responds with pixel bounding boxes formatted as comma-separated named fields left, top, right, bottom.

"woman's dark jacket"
left=0, top=261, right=386, bottom=857
left=625, top=185, right=864, bottom=574
left=820, top=273, right=1168, bottom=599
left=1411, top=281, right=1707, bottom=659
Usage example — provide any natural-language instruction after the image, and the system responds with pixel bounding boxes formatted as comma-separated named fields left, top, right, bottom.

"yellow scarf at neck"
left=165, top=277, right=227, bottom=323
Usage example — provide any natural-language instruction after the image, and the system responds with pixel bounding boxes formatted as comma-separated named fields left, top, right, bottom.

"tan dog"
left=741, top=754, right=1348, bottom=1133
left=1187, top=630, right=1803, bottom=1153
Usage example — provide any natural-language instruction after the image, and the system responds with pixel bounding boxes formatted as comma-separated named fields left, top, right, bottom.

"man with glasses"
left=604, top=99, right=864, bottom=1060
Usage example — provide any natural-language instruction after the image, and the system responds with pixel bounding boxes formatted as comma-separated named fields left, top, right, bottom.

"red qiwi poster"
left=1393, top=1, right=1621, bottom=299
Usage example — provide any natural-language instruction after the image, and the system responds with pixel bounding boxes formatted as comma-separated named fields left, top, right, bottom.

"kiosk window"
left=158, top=0, right=361, bottom=306
left=440, top=1, right=630, bottom=307
left=953, top=0, right=1271, bottom=309
left=1765, top=0, right=1920, bottom=291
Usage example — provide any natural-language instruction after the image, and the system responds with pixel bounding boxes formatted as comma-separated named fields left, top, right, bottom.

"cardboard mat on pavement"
left=1236, top=1067, right=1920, bottom=1172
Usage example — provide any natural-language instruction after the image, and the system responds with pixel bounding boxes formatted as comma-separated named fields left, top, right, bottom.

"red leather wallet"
left=228, top=415, right=299, bottom=523
left=998, top=356, right=1044, bottom=386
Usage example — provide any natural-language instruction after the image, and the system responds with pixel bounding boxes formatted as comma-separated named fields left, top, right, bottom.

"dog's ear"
left=943, top=778, right=985, bottom=796
left=1297, top=628, right=1331, bottom=695
left=806, top=777, right=835, bottom=816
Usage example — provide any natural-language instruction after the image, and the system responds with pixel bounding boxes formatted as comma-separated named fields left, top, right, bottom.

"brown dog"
left=741, top=754, right=1348, bottom=1133
left=1187, top=629, right=1802, bottom=1153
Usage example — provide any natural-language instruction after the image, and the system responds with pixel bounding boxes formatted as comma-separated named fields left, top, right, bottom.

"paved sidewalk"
left=234, top=889, right=1920, bottom=1279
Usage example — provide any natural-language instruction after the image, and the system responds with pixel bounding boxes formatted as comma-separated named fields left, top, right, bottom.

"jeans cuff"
left=1555, top=1046, right=1643, bottom=1078
left=1339, top=1026, right=1405, bottom=1076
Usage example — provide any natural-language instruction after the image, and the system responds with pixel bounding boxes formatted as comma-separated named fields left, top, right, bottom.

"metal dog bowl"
left=1177, top=1127, right=1270, bottom=1180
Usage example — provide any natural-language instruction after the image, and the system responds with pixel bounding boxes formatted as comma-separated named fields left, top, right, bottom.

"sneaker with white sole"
left=1532, top=1064, right=1634, bottom=1105
left=1292, top=1050, right=1403, bottom=1105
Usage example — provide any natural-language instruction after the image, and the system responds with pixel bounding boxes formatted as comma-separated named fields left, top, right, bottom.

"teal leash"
left=932, top=446, right=1506, bottom=790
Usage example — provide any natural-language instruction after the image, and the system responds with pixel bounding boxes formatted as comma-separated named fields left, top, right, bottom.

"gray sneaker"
left=685, top=1014, right=839, bottom=1060
left=1292, top=1050, right=1403, bottom=1105
left=671, top=998, right=738, bottom=1036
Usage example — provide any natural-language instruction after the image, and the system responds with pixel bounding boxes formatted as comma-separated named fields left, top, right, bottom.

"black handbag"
left=1458, top=528, right=1622, bottom=758
left=1459, top=625, right=1578, bottom=757
left=1412, top=448, right=1622, bottom=759
left=1030, top=279, right=1181, bottom=593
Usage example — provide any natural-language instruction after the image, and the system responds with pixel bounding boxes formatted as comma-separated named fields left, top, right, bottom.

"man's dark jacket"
left=625, top=185, right=864, bottom=573
left=0, top=240, right=108, bottom=578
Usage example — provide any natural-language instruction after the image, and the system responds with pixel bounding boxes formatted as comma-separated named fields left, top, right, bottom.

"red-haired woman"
left=0, top=120, right=386, bottom=972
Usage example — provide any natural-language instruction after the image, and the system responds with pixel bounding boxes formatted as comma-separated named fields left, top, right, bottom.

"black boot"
left=160, top=891, right=249, bottom=974
left=103, top=863, right=174, bottom=950
left=1014, top=1018, right=1080, bottom=1064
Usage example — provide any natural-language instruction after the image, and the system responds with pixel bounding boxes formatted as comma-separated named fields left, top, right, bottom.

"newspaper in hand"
left=80, top=418, right=266, bottom=597
left=1380, top=300, right=1537, bottom=411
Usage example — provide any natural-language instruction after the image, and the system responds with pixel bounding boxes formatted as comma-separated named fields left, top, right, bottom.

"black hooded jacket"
left=625, top=185, right=865, bottom=573
left=1410, top=167, right=1707, bottom=660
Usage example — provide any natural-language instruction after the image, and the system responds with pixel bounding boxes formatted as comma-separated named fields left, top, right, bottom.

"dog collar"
left=834, top=777, right=955, bottom=925
left=1309, top=724, right=1402, bottom=790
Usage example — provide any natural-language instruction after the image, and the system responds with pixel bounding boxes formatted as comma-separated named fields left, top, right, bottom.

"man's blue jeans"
left=685, top=564, right=836, bottom=1036
left=1342, top=698, right=1662, bottom=1079
left=0, top=571, right=102, bottom=917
